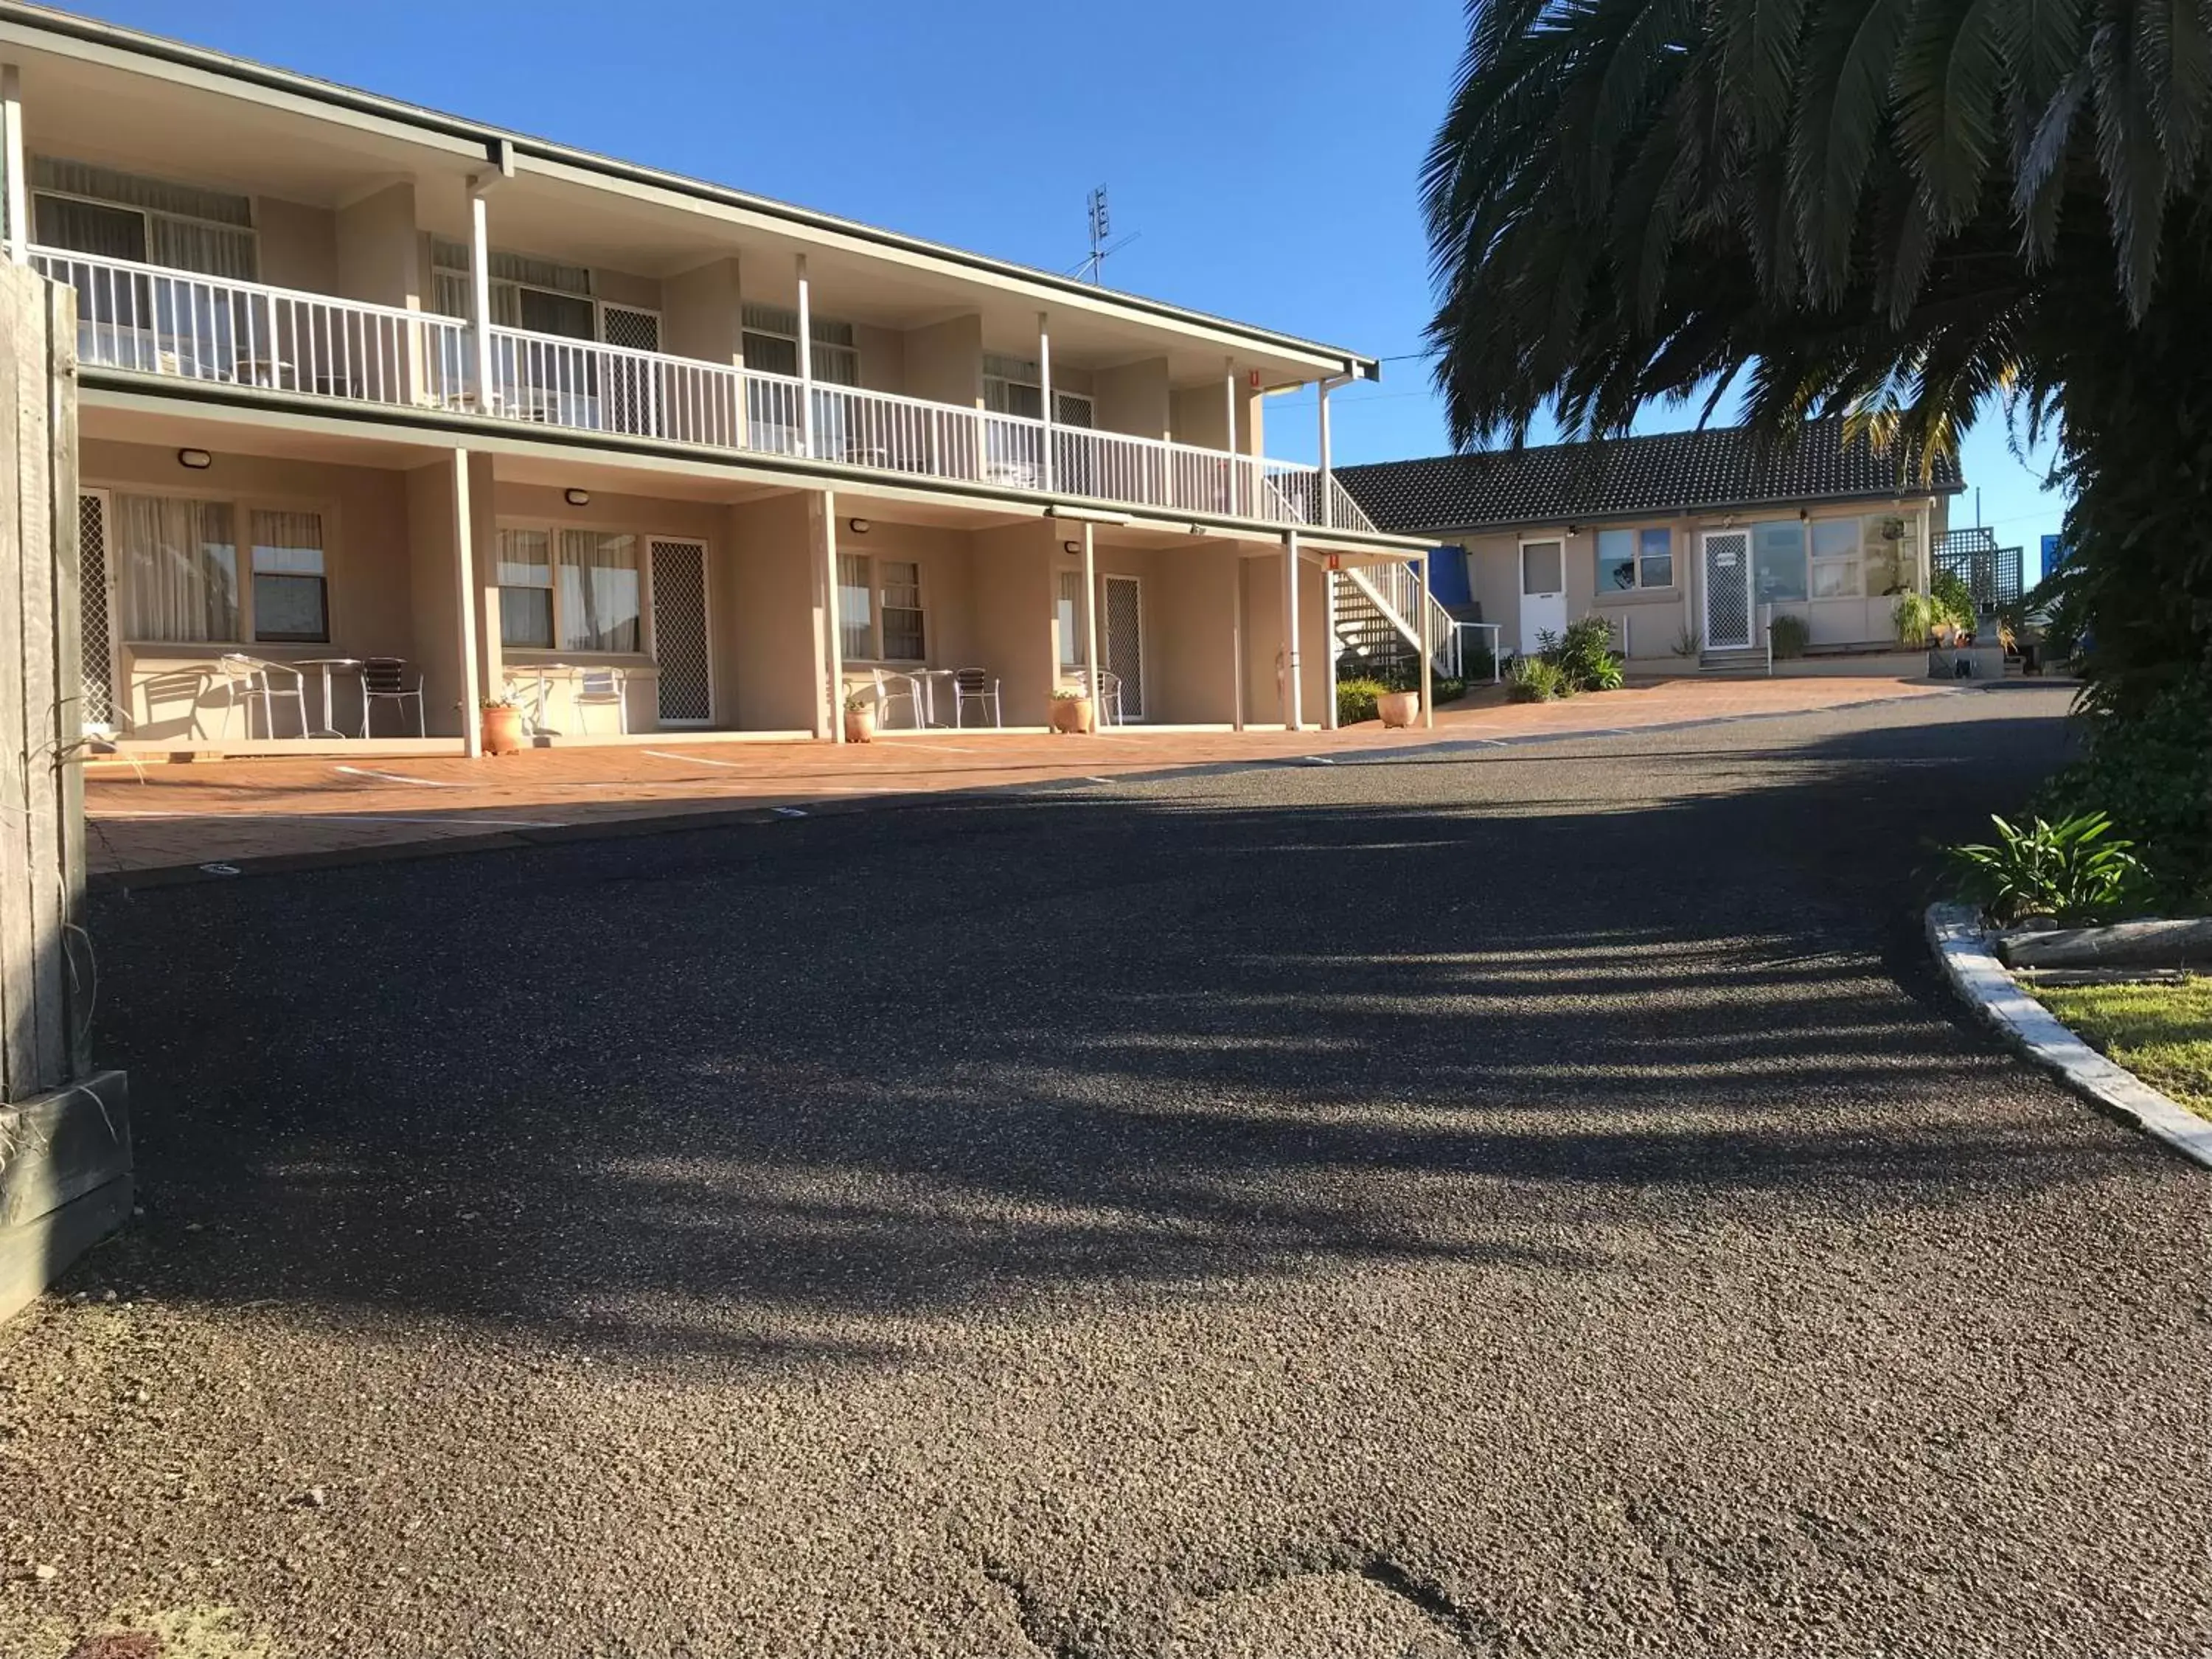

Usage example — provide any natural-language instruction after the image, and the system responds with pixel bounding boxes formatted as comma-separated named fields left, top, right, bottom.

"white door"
left=1518, top=539, right=1567, bottom=655
left=1702, top=529, right=1753, bottom=650
left=1102, top=574, right=1144, bottom=720
left=649, top=538, right=713, bottom=725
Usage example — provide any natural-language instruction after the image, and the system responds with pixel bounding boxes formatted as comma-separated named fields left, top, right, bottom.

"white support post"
left=1418, top=551, right=1435, bottom=729
left=0, top=66, right=24, bottom=265
left=1316, top=378, right=1334, bottom=529
left=1224, top=361, right=1240, bottom=517
left=1322, top=558, right=1339, bottom=731
left=1080, top=521, right=1100, bottom=707
left=1038, top=310, right=1055, bottom=494
left=467, top=178, right=495, bottom=413
left=796, top=254, right=815, bottom=460
left=452, top=449, right=484, bottom=758
left=1281, top=530, right=1303, bottom=731
left=818, top=489, right=844, bottom=740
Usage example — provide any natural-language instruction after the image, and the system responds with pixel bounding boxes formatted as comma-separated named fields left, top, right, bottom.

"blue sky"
left=86, top=0, right=2065, bottom=573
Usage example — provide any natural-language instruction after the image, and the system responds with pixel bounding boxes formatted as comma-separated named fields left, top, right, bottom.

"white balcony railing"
left=34, top=246, right=1381, bottom=533
left=29, top=246, right=470, bottom=413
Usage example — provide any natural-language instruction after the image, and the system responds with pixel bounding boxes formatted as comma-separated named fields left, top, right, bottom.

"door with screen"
left=650, top=539, right=712, bottom=725
left=1102, top=574, right=1144, bottom=720
left=1702, top=530, right=1753, bottom=650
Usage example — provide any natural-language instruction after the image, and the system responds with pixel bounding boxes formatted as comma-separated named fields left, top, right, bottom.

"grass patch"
left=2034, top=975, right=2212, bottom=1119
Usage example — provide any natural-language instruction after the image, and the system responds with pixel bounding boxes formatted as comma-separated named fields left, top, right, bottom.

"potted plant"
left=1376, top=687, right=1421, bottom=728
left=1050, top=687, right=1094, bottom=734
left=843, top=689, right=877, bottom=744
left=480, top=696, right=524, bottom=757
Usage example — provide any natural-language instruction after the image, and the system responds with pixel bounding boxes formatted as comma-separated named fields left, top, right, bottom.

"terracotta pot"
left=844, top=704, right=877, bottom=744
left=1377, top=689, right=1421, bottom=729
left=481, top=704, right=524, bottom=756
left=1050, top=696, right=1094, bottom=734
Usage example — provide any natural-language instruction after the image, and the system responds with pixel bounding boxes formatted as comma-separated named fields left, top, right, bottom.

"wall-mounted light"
left=564, top=487, right=591, bottom=507
left=177, top=448, right=212, bottom=471
left=1062, top=540, right=1081, bottom=555
left=847, top=518, right=871, bottom=535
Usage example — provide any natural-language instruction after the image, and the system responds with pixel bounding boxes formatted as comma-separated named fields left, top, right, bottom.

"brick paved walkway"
left=84, top=673, right=1964, bottom=877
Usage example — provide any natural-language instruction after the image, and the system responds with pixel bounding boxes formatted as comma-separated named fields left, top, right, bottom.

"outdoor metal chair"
left=871, top=667, right=923, bottom=730
left=1093, top=669, right=1125, bottom=728
left=573, top=667, right=627, bottom=734
left=359, top=656, right=425, bottom=737
left=215, top=653, right=308, bottom=740
left=952, top=667, right=1001, bottom=728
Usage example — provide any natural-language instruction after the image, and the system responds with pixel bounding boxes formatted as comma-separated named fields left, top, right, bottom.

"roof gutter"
left=0, top=1, right=1380, bottom=381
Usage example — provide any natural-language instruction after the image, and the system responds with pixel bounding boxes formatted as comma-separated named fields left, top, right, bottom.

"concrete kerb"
left=87, top=686, right=1979, bottom=892
left=1927, top=902, right=2212, bottom=1171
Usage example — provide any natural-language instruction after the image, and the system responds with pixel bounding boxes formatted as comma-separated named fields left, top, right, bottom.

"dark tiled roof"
left=1335, top=418, right=1963, bottom=535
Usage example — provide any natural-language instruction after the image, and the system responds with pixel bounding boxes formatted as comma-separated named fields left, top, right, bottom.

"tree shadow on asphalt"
left=73, top=700, right=2117, bottom=1367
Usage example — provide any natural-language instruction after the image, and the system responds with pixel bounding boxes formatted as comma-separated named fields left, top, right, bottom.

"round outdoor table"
left=295, top=657, right=362, bottom=739
left=908, top=667, right=959, bottom=728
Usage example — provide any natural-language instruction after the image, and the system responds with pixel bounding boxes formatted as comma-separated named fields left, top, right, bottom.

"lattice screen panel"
left=1104, top=577, right=1144, bottom=718
left=651, top=540, right=712, bottom=723
left=1703, top=531, right=1752, bottom=648
left=76, top=493, right=114, bottom=729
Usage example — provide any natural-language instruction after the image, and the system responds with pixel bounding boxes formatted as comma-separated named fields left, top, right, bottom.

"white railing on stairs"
left=1338, top=561, right=1461, bottom=673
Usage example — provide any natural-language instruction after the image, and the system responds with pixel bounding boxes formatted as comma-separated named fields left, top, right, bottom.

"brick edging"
left=1926, top=902, right=2212, bottom=1170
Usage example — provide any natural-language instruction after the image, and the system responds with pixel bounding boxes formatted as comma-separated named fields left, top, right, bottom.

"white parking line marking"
left=644, top=748, right=749, bottom=769
left=333, top=765, right=465, bottom=788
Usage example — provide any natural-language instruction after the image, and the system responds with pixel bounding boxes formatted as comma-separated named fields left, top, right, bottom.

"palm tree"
left=1424, top=0, right=2212, bottom=707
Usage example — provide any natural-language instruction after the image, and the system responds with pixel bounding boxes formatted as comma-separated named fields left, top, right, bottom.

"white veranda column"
left=1281, top=529, right=1303, bottom=731
left=1316, top=378, right=1334, bottom=529
left=1, top=66, right=26, bottom=265
left=1038, top=311, right=1055, bottom=494
left=1223, top=362, right=1240, bottom=516
left=796, top=254, right=815, bottom=460
left=1081, top=521, right=1100, bottom=709
left=817, top=489, right=843, bottom=740
left=467, top=177, right=496, bottom=412
left=1419, top=551, right=1435, bottom=729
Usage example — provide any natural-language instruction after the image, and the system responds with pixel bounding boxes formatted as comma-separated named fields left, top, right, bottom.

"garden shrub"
left=1946, top=811, right=2152, bottom=926
left=1335, top=675, right=1389, bottom=726
left=1505, top=655, right=1565, bottom=702
left=1769, top=613, right=1811, bottom=658
left=2040, top=676, right=2212, bottom=909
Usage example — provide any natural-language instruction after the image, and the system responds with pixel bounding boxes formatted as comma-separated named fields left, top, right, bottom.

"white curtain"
left=838, top=553, right=872, bottom=661
left=497, top=528, right=554, bottom=649
left=150, top=218, right=257, bottom=280
left=557, top=530, right=641, bottom=653
left=116, top=494, right=237, bottom=643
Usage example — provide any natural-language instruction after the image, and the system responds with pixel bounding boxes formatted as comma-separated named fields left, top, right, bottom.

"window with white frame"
left=29, top=157, right=257, bottom=279
left=835, top=554, right=925, bottom=662
left=741, top=303, right=860, bottom=385
left=1861, top=513, right=1921, bottom=595
left=1596, top=526, right=1674, bottom=592
left=1057, top=571, right=1088, bottom=669
left=1808, top=517, right=1861, bottom=599
left=984, top=355, right=1095, bottom=426
left=249, top=510, right=330, bottom=644
left=496, top=526, right=644, bottom=654
left=430, top=239, right=597, bottom=338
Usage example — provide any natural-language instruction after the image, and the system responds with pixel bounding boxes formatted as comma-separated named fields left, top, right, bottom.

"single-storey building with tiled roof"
left=1335, top=419, right=1966, bottom=664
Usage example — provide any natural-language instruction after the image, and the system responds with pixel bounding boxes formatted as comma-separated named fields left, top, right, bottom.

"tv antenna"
left=1070, top=185, right=1138, bottom=285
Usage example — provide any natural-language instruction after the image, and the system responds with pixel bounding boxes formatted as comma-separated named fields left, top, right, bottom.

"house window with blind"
left=836, top=554, right=925, bottom=662
left=429, top=239, right=597, bottom=337
left=496, top=526, right=645, bottom=654
left=29, top=157, right=257, bottom=279
left=984, top=355, right=1096, bottom=426
left=250, top=510, right=329, bottom=643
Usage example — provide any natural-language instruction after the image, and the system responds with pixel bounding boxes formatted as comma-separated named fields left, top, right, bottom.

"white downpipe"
left=1231, top=554, right=1247, bottom=732
left=467, top=179, right=495, bottom=413
left=0, top=66, right=25, bottom=265
left=1224, top=363, right=1239, bottom=518
left=1419, top=552, right=1435, bottom=728
left=1038, top=311, right=1055, bottom=495
left=1281, top=530, right=1303, bottom=731
left=1081, top=521, right=1101, bottom=716
left=796, top=253, right=815, bottom=461
left=820, top=490, right=844, bottom=740
left=1322, top=556, right=1340, bottom=730
left=451, top=450, right=484, bottom=759
left=1763, top=601, right=1774, bottom=678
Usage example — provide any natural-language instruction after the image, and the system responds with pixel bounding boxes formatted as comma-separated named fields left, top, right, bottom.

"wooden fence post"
left=0, top=262, right=131, bottom=1325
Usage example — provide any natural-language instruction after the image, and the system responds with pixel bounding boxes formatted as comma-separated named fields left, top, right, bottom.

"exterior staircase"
left=1332, top=564, right=1465, bottom=678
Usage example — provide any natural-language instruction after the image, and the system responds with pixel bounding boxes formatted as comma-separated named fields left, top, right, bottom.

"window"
left=114, top=494, right=238, bottom=642
left=557, top=531, right=641, bottom=653
left=880, top=561, right=925, bottom=661
left=1751, top=519, right=1807, bottom=602
left=1596, top=526, right=1674, bottom=591
left=1809, top=517, right=1861, bottom=600
left=1862, top=514, right=1919, bottom=595
left=428, top=239, right=597, bottom=335
left=740, top=303, right=860, bottom=385
left=496, top=528, right=555, bottom=649
left=29, top=157, right=257, bottom=279
left=250, top=510, right=328, bottom=643
left=1057, top=571, right=1088, bottom=669
left=838, top=552, right=873, bottom=661
left=836, top=555, right=925, bottom=662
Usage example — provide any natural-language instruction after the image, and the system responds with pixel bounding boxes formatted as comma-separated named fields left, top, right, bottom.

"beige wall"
left=592, top=265, right=662, bottom=315
left=1169, top=383, right=1267, bottom=457
left=403, top=453, right=471, bottom=737
left=255, top=197, right=336, bottom=294
left=904, top=315, right=984, bottom=408
left=967, top=522, right=1056, bottom=726
left=1135, top=543, right=1240, bottom=725
left=84, top=438, right=421, bottom=739
left=662, top=258, right=744, bottom=366
left=333, top=183, right=420, bottom=310
left=855, top=324, right=906, bottom=397
left=723, top=492, right=821, bottom=734
left=1093, top=358, right=1170, bottom=441
left=1238, top=546, right=1329, bottom=726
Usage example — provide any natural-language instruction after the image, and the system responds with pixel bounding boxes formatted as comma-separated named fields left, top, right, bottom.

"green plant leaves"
left=1946, top=810, right=2154, bottom=925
